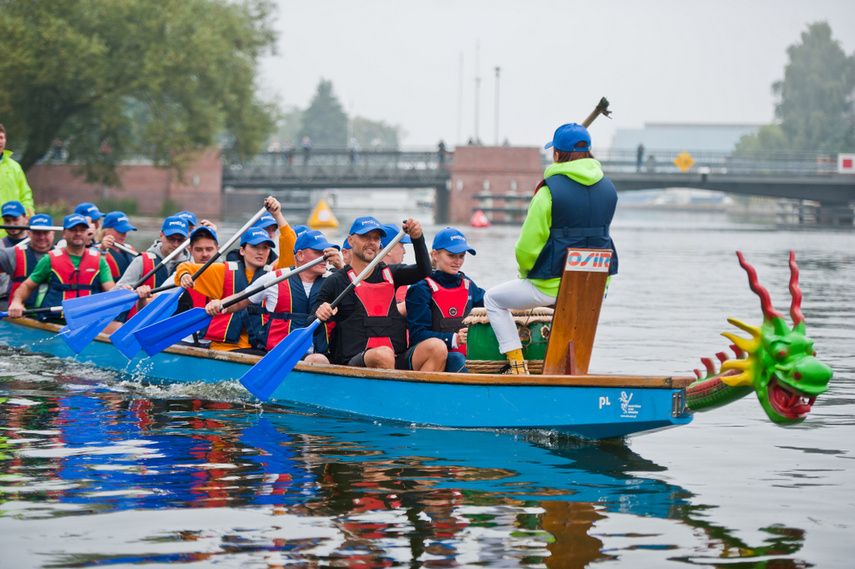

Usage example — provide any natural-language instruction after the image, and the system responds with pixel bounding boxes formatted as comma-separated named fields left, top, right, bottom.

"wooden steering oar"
left=109, top=206, right=269, bottom=359
left=133, top=255, right=328, bottom=356
left=581, top=97, right=612, bottom=128
left=240, top=226, right=408, bottom=402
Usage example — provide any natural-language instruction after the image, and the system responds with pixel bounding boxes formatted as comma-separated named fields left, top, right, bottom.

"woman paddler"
left=173, top=198, right=297, bottom=353
left=483, top=122, right=618, bottom=374
left=405, top=227, right=485, bottom=373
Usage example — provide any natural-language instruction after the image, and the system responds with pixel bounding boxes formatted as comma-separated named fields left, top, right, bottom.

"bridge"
left=221, top=148, right=855, bottom=224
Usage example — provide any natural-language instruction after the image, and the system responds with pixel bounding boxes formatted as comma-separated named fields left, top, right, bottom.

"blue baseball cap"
left=240, top=227, right=275, bottom=248
left=29, top=213, right=53, bottom=228
left=348, top=216, right=387, bottom=237
left=293, top=224, right=311, bottom=238
left=544, top=123, right=591, bottom=153
left=102, top=211, right=137, bottom=232
left=342, top=237, right=351, bottom=250
left=63, top=213, right=90, bottom=230
left=294, top=229, right=340, bottom=253
left=381, top=224, right=411, bottom=247
left=1, top=201, right=26, bottom=218
left=432, top=227, right=477, bottom=255
left=174, top=211, right=198, bottom=226
left=161, top=215, right=189, bottom=238
left=74, top=202, right=104, bottom=220
left=253, top=212, right=278, bottom=229
left=190, top=225, right=218, bottom=243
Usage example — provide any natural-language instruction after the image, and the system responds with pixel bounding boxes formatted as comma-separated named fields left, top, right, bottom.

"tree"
left=301, top=80, right=348, bottom=147
left=0, top=0, right=278, bottom=183
left=352, top=117, right=401, bottom=149
left=736, top=22, right=855, bottom=154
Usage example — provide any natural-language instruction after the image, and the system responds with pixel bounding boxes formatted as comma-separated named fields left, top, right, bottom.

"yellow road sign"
left=674, top=151, right=695, bottom=172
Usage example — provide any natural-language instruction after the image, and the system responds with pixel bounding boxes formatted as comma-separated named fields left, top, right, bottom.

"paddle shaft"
left=0, top=224, right=63, bottom=231
left=221, top=255, right=326, bottom=310
left=0, top=306, right=62, bottom=319
left=110, top=242, right=140, bottom=257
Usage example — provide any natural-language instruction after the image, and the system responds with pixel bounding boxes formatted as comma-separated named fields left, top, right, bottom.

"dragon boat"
left=0, top=249, right=832, bottom=440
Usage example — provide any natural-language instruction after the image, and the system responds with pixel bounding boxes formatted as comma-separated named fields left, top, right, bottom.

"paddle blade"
left=62, top=289, right=138, bottom=329
left=59, top=314, right=114, bottom=354
left=135, top=308, right=212, bottom=356
left=110, top=289, right=183, bottom=359
left=240, top=321, right=320, bottom=401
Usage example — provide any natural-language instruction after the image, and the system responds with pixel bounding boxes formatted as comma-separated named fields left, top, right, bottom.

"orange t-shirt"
left=173, top=224, right=297, bottom=351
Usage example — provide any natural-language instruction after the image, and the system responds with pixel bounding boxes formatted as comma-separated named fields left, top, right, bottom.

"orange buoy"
left=469, top=209, right=490, bottom=228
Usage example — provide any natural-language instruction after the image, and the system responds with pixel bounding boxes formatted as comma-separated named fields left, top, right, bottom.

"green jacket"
left=0, top=150, right=35, bottom=239
left=514, top=158, right=605, bottom=296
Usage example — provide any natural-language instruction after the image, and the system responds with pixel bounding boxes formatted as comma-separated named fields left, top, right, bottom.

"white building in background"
left=611, top=123, right=763, bottom=153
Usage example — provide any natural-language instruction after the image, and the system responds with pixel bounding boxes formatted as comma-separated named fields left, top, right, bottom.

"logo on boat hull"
left=619, top=391, right=641, bottom=418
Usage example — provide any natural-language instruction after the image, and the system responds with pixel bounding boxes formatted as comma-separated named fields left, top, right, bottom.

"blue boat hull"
left=0, top=317, right=693, bottom=440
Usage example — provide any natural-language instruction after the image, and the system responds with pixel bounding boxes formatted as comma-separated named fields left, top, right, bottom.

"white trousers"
left=483, top=279, right=556, bottom=354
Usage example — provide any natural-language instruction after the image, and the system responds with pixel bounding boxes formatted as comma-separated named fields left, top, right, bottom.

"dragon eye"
left=777, top=350, right=788, bottom=359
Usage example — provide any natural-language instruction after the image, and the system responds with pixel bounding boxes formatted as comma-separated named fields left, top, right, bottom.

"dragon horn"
left=789, top=251, right=805, bottom=329
left=736, top=251, right=784, bottom=322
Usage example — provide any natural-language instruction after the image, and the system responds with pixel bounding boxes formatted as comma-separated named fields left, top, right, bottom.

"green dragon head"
left=717, top=251, right=832, bottom=423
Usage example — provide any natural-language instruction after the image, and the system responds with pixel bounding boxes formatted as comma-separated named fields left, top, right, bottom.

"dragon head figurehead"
left=715, top=251, right=832, bottom=423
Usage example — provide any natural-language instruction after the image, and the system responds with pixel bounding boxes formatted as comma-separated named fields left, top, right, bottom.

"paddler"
left=7, top=214, right=119, bottom=322
left=96, top=211, right=138, bottom=281
left=204, top=229, right=343, bottom=361
left=1, top=200, right=29, bottom=247
left=312, top=216, right=431, bottom=370
left=108, top=215, right=192, bottom=331
left=0, top=213, right=56, bottom=311
left=173, top=224, right=219, bottom=347
left=405, top=227, right=485, bottom=373
left=483, top=122, right=618, bottom=374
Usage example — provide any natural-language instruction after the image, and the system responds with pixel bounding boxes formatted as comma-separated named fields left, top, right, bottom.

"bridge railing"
left=595, top=148, right=841, bottom=176
left=223, top=148, right=452, bottom=169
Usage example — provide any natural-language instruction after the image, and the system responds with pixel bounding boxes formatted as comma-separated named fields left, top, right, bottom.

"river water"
left=1, top=206, right=853, bottom=568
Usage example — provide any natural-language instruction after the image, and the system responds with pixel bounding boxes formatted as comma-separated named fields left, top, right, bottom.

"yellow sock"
left=505, top=348, right=524, bottom=362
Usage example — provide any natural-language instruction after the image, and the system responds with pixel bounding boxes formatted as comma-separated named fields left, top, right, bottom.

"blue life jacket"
left=527, top=174, right=619, bottom=279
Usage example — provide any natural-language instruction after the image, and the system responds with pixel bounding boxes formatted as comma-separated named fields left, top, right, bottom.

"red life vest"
left=126, top=253, right=168, bottom=319
left=262, top=271, right=331, bottom=351
left=204, top=261, right=267, bottom=346
left=103, top=245, right=136, bottom=280
left=342, top=267, right=405, bottom=352
left=41, top=248, right=103, bottom=307
left=11, top=244, right=42, bottom=307
left=425, top=276, right=471, bottom=354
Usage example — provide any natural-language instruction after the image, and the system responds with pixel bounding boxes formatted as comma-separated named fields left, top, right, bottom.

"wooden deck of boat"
left=11, top=317, right=695, bottom=390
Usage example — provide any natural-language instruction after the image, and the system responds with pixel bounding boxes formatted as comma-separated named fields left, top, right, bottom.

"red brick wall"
left=26, top=149, right=222, bottom=217
left=447, top=146, right=543, bottom=224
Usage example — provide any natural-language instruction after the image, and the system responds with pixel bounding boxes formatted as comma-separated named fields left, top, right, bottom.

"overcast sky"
left=258, top=0, right=855, bottom=150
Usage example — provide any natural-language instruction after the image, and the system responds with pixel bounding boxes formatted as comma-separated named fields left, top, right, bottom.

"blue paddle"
left=240, top=227, right=407, bottom=401
left=61, top=237, right=191, bottom=329
left=109, top=206, right=269, bottom=359
left=59, top=313, right=117, bottom=353
left=134, top=256, right=327, bottom=356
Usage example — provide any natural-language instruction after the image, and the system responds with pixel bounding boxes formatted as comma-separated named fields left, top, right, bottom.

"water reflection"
left=0, top=373, right=814, bottom=567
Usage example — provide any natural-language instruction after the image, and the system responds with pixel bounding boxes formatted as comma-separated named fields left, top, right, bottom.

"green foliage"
left=301, top=80, right=349, bottom=147
left=0, top=0, right=279, bottom=182
left=35, top=201, right=73, bottom=222
left=159, top=199, right=182, bottom=218
left=736, top=22, right=855, bottom=154
left=352, top=117, right=401, bottom=149
left=97, top=198, right=139, bottom=216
